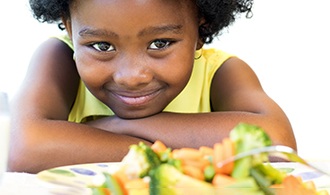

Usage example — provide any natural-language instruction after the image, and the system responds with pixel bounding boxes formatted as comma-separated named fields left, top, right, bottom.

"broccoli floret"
left=121, top=142, right=161, bottom=178
left=230, top=123, right=272, bottom=153
left=229, top=123, right=272, bottom=179
left=149, top=164, right=215, bottom=195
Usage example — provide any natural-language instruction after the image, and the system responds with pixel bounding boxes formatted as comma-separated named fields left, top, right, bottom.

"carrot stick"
left=123, top=178, right=149, bottom=195
left=112, top=166, right=129, bottom=195
left=181, top=158, right=210, bottom=170
left=212, top=173, right=236, bottom=187
left=172, top=148, right=203, bottom=160
left=221, top=138, right=235, bottom=175
left=151, top=140, right=167, bottom=154
left=182, top=165, right=205, bottom=180
left=276, top=175, right=318, bottom=195
left=199, top=146, right=214, bottom=156
left=124, top=178, right=148, bottom=189
left=213, top=143, right=224, bottom=174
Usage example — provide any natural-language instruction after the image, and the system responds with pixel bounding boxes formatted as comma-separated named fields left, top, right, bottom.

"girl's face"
left=66, top=0, right=201, bottom=119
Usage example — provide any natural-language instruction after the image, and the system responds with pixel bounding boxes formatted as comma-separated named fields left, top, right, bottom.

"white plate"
left=37, top=162, right=330, bottom=194
left=271, top=162, right=330, bottom=189
left=37, top=162, right=123, bottom=195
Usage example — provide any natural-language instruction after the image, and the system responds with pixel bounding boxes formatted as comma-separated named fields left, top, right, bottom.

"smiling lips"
left=113, top=89, right=162, bottom=106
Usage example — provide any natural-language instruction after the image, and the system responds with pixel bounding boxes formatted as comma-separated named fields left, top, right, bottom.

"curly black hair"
left=29, top=0, right=253, bottom=44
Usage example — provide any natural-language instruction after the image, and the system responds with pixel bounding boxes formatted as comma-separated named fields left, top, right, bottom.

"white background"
left=1, top=1, right=330, bottom=161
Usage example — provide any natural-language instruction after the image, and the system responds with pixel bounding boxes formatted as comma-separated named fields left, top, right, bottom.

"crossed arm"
left=8, top=38, right=296, bottom=173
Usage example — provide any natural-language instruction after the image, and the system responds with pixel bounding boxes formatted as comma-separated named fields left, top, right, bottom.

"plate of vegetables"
left=37, top=123, right=330, bottom=195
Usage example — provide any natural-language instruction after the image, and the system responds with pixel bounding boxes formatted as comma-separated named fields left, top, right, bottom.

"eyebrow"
left=138, top=24, right=183, bottom=36
left=79, top=28, right=118, bottom=38
left=78, top=24, right=183, bottom=38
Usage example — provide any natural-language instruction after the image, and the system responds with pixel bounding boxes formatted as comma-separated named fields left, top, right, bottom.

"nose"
left=113, top=54, right=153, bottom=88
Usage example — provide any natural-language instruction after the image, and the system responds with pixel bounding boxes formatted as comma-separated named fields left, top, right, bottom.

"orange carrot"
left=182, top=165, right=205, bottom=180
left=124, top=178, right=149, bottom=195
left=124, top=178, right=149, bottom=189
left=102, top=188, right=112, bottom=195
left=220, top=138, right=235, bottom=175
left=181, top=158, right=210, bottom=170
left=151, top=140, right=167, bottom=154
left=212, top=173, right=236, bottom=187
left=112, top=166, right=129, bottom=195
left=199, top=146, right=214, bottom=156
left=270, top=183, right=283, bottom=189
left=213, top=143, right=225, bottom=174
left=276, top=175, right=320, bottom=195
left=172, top=148, right=203, bottom=160
left=222, top=138, right=234, bottom=159
left=212, top=138, right=235, bottom=175
left=92, top=188, right=112, bottom=195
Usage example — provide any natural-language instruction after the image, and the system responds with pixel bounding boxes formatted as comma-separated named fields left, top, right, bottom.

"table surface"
left=1, top=162, right=330, bottom=195
left=0, top=172, right=53, bottom=195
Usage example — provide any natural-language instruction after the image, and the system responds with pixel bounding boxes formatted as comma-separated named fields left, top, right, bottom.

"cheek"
left=160, top=53, right=195, bottom=90
left=74, top=52, right=107, bottom=90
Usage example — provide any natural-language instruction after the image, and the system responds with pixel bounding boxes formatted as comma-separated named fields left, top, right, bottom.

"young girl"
left=9, top=0, right=296, bottom=173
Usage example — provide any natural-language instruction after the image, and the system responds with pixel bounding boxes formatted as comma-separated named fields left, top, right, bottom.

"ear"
left=196, top=39, right=204, bottom=50
left=196, top=17, right=206, bottom=50
left=61, top=17, right=73, bottom=40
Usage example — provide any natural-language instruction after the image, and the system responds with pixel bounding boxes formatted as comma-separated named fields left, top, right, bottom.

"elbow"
left=8, top=151, right=27, bottom=173
left=8, top=142, right=34, bottom=173
left=8, top=148, right=47, bottom=174
left=267, top=118, right=297, bottom=152
left=8, top=133, right=45, bottom=174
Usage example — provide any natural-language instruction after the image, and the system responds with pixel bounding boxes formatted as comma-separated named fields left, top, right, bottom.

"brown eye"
left=92, top=42, right=115, bottom=52
left=149, top=39, right=171, bottom=50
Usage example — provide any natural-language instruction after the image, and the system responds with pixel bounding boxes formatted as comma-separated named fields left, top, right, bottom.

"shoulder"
left=193, top=48, right=236, bottom=78
left=50, top=34, right=74, bottom=50
left=197, top=48, right=235, bottom=70
left=202, top=48, right=234, bottom=58
left=201, top=48, right=235, bottom=62
left=29, top=35, right=74, bottom=66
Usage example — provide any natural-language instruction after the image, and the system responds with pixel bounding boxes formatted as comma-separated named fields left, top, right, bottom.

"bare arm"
left=88, top=57, right=296, bottom=150
left=8, top=38, right=151, bottom=173
left=9, top=39, right=296, bottom=173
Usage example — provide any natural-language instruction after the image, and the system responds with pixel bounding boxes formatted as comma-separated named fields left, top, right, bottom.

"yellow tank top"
left=53, top=35, right=234, bottom=123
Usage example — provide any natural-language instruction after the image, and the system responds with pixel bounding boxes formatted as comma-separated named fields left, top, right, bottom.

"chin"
left=114, top=109, right=161, bottom=119
left=109, top=101, right=169, bottom=119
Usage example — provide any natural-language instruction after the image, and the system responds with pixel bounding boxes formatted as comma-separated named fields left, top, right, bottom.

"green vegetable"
left=250, top=163, right=286, bottom=195
left=92, top=172, right=123, bottom=195
left=92, top=123, right=291, bottom=195
left=204, top=165, right=215, bottom=182
left=230, top=123, right=272, bottom=154
left=92, top=188, right=108, bottom=195
left=121, top=142, right=161, bottom=178
left=253, top=163, right=286, bottom=184
left=250, top=168, right=274, bottom=195
left=215, top=177, right=265, bottom=195
left=149, top=164, right=215, bottom=195
left=158, top=148, right=172, bottom=162
left=103, top=172, right=123, bottom=194
left=167, top=157, right=182, bottom=171
left=229, top=123, right=272, bottom=178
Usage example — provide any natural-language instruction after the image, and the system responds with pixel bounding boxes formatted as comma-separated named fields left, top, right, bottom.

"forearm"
left=89, top=111, right=296, bottom=150
left=9, top=118, right=151, bottom=173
